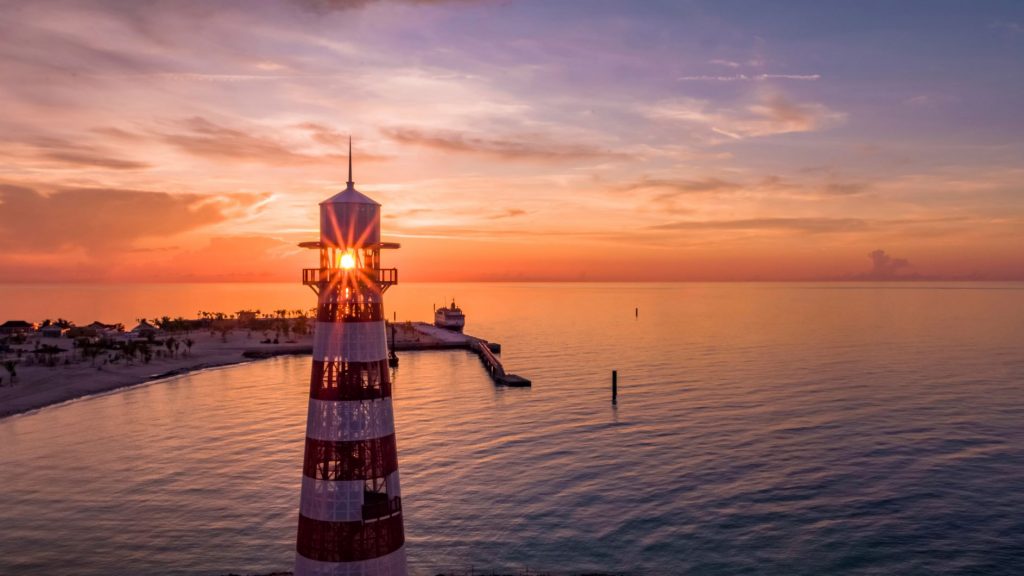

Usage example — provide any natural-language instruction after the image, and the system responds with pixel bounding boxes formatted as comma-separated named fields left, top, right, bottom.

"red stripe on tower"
left=296, top=138, right=407, bottom=576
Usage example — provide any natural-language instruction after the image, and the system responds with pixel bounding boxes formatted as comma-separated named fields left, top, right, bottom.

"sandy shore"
left=0, top=321, right=512, bottom=418
left=0, top=330, right=312, bottom=419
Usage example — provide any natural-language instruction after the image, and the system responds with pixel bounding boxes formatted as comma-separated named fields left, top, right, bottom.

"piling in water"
left=612, top=370, right=618, bottom=404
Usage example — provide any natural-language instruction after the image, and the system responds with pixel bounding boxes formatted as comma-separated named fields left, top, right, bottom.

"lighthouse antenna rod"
left=347, top=136, right=354, bottom=188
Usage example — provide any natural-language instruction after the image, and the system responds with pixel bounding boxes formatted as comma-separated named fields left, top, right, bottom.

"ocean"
left=1, top=282, right=1023, bottom=575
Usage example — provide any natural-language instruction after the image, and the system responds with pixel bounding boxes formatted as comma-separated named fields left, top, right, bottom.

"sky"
left=0, top=0, right=1022, bottom=282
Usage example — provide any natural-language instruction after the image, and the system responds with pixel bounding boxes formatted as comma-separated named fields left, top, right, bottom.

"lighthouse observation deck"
left=301, top=267, right=398, bottom=294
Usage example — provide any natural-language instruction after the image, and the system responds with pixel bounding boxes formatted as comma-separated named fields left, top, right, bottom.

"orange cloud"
left=0, top=137, right=150, bottom=170
left=157, top=118, right=347, bottom=166
left=0, top=184, right=268, bottom=254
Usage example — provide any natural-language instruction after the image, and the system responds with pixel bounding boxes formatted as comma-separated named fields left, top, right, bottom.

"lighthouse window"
left=362, top=475, right=401, bottom=521
left=365, top=476, right=387, bottom=496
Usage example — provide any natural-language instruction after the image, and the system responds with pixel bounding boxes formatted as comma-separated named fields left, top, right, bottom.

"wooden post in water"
left=612, top=370, right=618, bottom=404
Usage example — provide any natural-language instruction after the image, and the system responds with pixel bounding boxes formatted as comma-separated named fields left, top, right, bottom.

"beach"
left=0, top=319, right=505, bottom=418
left=0, top=330, right=313, bottom=419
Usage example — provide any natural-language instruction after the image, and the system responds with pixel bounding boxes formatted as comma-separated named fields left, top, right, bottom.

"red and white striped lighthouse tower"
left=295, top=140, right=407, bottom=576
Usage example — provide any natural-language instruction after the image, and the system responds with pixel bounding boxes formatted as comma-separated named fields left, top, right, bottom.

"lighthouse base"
left=295, top=545, right=407, bottom=576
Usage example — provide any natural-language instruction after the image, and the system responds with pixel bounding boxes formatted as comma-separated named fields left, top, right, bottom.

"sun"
left=340, top=251, right=356, bottom=270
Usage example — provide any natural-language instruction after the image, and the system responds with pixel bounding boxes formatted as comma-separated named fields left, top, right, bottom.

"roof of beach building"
left=1, top=320, right=35, bottom=328
left=130, top=320, right=158, bottom=332
left=87, top=321, right=118, bottom=329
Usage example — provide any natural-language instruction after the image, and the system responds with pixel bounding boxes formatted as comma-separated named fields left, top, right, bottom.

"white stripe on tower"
left=299, top=477, right=367, bottom=523
left=305, top=398, right=395, bottom=442
left=294, top=546, right=407, bottom=576
left=299, top=470, right=402, bottom=522
left=313, top=321, right=388, bottom=362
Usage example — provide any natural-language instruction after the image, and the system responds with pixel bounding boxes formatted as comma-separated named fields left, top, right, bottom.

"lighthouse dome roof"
left=320, top=183, right=380, bottom=206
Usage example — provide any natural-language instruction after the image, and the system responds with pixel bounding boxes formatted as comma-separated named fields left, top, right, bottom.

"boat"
left=434, top=300, right=466, bottom=332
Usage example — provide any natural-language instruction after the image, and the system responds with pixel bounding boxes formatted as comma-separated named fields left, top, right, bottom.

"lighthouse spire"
left=347, top=135, right=354, bottom=188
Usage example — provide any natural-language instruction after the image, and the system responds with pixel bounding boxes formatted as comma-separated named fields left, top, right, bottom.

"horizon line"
left=1, top=278, right=1023, bottom=285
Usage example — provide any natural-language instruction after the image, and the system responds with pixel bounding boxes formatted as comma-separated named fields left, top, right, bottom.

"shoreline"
left=0, top=332, right=314, bottom=420
left=0, top=321, right=522, bottom=419
left=1, top=357, right=258, bottom=420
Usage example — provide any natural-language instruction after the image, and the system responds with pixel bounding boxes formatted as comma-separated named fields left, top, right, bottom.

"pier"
left=470, top=338, right=531, bottom=387
left=243, top=321, right=530, bottom=387
left=389, top=322, right=531, bottom=387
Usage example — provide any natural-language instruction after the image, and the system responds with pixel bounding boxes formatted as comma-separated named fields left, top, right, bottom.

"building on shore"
left=87, top=321, right=121, bottom=333
left=0, top=320, right=36, bottom=336
left=128, top=320, right=160, bottom=338
left=38, top=324, right=68, bottom=338
left=237, top=310, right=259, bottom=324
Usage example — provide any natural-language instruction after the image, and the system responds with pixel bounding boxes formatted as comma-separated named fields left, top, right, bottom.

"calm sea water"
left=2, top=283, right=1024, bottom=575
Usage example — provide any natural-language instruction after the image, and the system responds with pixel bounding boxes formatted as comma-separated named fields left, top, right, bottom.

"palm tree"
left=123, top=341, right=137, bottom=365
left=294, top=315, right=309, bottom=335
left=3, top=360, right=16, bottom=383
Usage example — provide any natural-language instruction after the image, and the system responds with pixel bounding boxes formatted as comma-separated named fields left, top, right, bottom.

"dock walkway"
left=388, top=322, right=531, bottom=387
left=244, top=321, right=530, bottom=387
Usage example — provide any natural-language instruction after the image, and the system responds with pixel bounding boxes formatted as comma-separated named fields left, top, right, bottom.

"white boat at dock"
left=434, top=300, right=465, bottom=332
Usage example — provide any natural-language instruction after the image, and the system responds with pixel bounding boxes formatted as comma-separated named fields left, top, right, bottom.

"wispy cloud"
left=292, top=0, right=474, bottom=12
left=677, top=73, right=821, bottom=82
left=295, top=123, right=393, bottom=161
left=487, top=208, right=527, bottom=219
left=157, top=117, right=345, bottom=165
left=650, top=217, right=868, bottom=233
left=823, top=182, right=869, bottom=196
left=646, top=90, right=845, bottom=139
left=1, top=137, right=150, bottom=170
left=622, top=174, right=870, bottom=204
left=902, top=94, right=959, bottom=108
left=624, top=177, right=742, bottom=196
left=296, top=122, right=350, bottom=147
left=382, top=127, right=623, bottom=161
left=708, top=59, right=741, bottom=68
left=990, top=20, right=1023, bottom=34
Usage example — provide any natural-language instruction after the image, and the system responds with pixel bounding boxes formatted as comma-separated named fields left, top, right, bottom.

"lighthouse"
left=295, top=140, right=407, bottom=576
